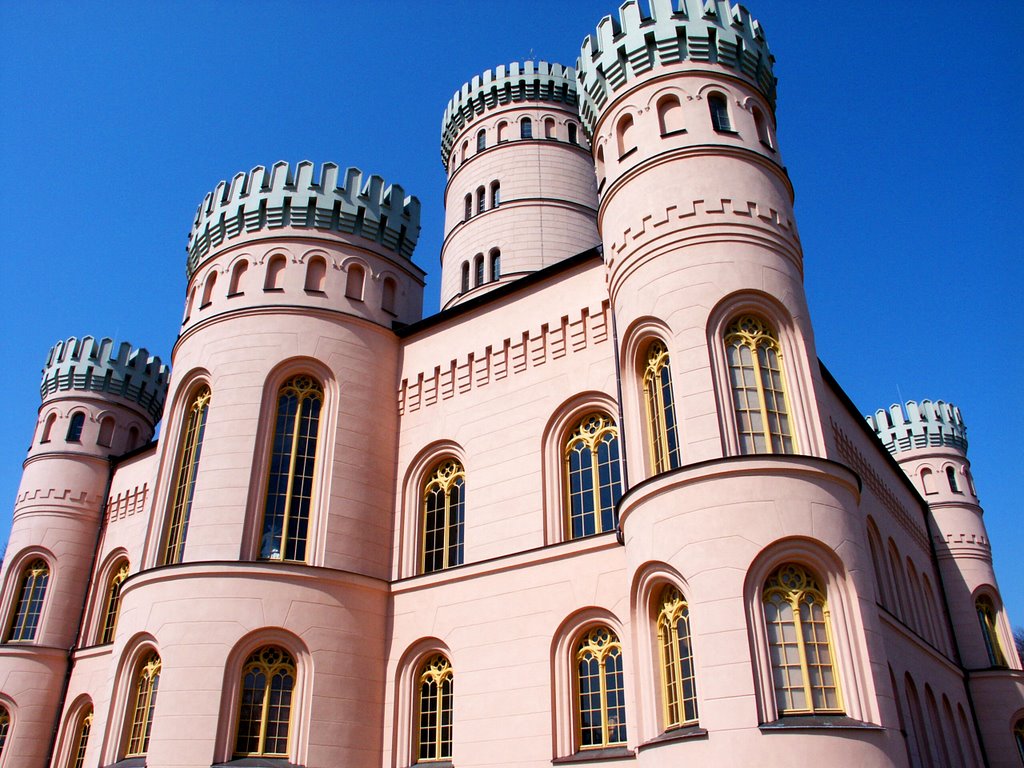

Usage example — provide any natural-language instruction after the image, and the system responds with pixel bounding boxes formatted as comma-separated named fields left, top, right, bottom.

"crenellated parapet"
left=440, top=61, right=578, bottom=163
left=866, top=400, right=968, bottom=457
left=186, top=161, right=421, bottom=279
left=576, top=0, right=775, bottom=136
left=40, top=336, right=170, bottom=423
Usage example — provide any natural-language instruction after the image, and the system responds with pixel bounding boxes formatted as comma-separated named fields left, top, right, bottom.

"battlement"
left=186, top=161, right=421, bottom=279
left=440, top=61, right=578, bottom=164
left=40, top=336, right=170, bottom=423
left=576, top=0, right=775, bottom=135
left=866, top=400, right=968, bottom=457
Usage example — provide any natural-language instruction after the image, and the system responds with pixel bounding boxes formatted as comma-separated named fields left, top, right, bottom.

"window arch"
left=124, top=652, right=161, bottom=757
left=708, top=92, right=732, bottom=132
left=69, top=705, right=93, bottom=768
left=564, top=413, right=622, bottom=539
left=264, top=255, right=286, bottom=291
left=67, top=412, right=86, bottom=443
left=476, top=128, right=486, bottom=153
left=422, top=459, right=465, bottom=574
left=946, top=466, right=961, bottom=493
left=303, top=256, right=326, bottom=293
left=489, top=249, right=501, bottom=282
left=475, top=186, right=485, bottom=215
left=616, top=113, right=636, bottom=157
left=920, top=467, right=937, bottom=494
left=464, top=194, right=472, bottom=221
left=97, top=415, right=116, bottom=448
left=724, top=315, right=794, bottom=454
left=416, top=654, right=453, bottom=762
left=656, top=585, right=697, bottom=729
left=162, top=385, right=211, bottom=565
left=460, top=262, right=470, bottom=294
left=489, top=180, right=500, bottom=208
left=976, top=593, right=1007, bottom=667
left=657, top=95, right=684, bottom=135
left=99, top=559, right=130, bottom=644
left=753, top=106, right=773, bottom=147
left=229, top=259, right=248, bottom=296
left=0, top=705, right=9, bottom=756
left=575, top=626, right=627, bottom=749
left=762, top=563, right=841, bottom=715
left=260, top=375, right=323, bottom=562
left=521, top=117, right=533, bottom=139
left=41, top=412, right=57, bottom=443
left=497, top=120, right=508, bottom=142
left=201, top=270, right=218, bottom=307
left=234, top=646, right=296, bottom=758
left=345, top=263, right=365, bottom=301
left=596, top=146, right=605, bottom=184
left=544, top=117, right=556, bottom=139
left=474, top=254, right=484, bottom=288
left=382, top=276, right=398, bottom=315
left=865, top=519, right=890, bottom=608
left=568, top=122, right=578, bottom=145
left=460, top=141, right=468, bottom=164
left=642, top=340, right=681, bottom=474
left=6, top=558, right=49, bottom=642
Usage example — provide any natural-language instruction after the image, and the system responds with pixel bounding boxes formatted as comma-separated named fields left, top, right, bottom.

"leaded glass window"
left=125, top=653, right=160, bottom=757
left=643, top=341, right=681, bottom=473
left=235, top=646, right=295, bottom=757
left=565, top=413, right=622, bottom=539
left=6, top=559, right=48, bottom=642
left=422, top=460, right=465, bottom=574
left=99, top=560, right=129, bottom=644
left=163, top=386, right=211, bottom=564
left=70, top=707, right=92, bottom=768
left=657, top=586, right=698, bottom=728
left=0, top=705, right=9, bottom=756
left=576, top=627, right=627, bottom=749
left=417, top=654, right=453, bottom=761
left=976, top=595, right=1007, bottom=667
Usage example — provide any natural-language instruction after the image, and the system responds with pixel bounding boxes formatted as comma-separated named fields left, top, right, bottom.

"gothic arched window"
left=643, top=341, right=681, bottom=474
left=235, top=646, right=296, bottom=758
left=417, top=654, right=453, bottom=762
left=575, top=627, right=627, bottom=749
left=708, top=92, right=732, bottom=132
left=69, top=706, right=93, bottom=768
left=66, top=412, right=85, bottom=442
left=125, top=652, right=161, bottom=757
left=976, top=594, right=1007, bottom=667
left=0, top=705, right=9, bottom=756
left=422, top=460, right=465, bottom=574
left=6, top=558, right=49, bottom=642
left=724, top=315, right=794, bottom=454
left=260, top=375, right=323, bottom=563
left=657, top=585, right=698, bottom=729
left=99, top=560, right=130, bottom=644
left=163, top=386, right=211, bottom=564
left=565, top=413, right=622, bottom=539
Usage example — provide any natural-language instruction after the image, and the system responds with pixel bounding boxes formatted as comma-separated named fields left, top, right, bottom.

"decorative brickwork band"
left=865, top=400, right=968, bottom=456
left=440, top=61, right=578, bottom=163
left=186, top=161, right=421, bottom=278
left=576, top=0, right=776, bottom=136
left=40, top=336, right=170, bottom=423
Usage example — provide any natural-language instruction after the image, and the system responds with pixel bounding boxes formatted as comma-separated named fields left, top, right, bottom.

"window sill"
left=759, top=140, right=776, bottom=153
left=618, top=146, right=638, bottom=161
left=714, top=128, right=739, bottom=136
left=212, top=760, right=304, bottom=768
left=413, top=762, right=454, bottom=768
left=199, top=302, right=212, bottom=309
left=304, top=289, right=326, bottom=296
left=660, top=128, right=688, bottom=138
left=263, top=288, right=285, bottom=293
left=552, top=747, right=634, bottom=764
left=759, top=715, right=882, bottom=732
left=104, top=759, right=147, bottom=768
left=637, top=725, right=707, bottom=752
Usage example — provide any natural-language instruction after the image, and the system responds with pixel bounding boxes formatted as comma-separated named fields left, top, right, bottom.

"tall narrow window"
left=201, top=270, right=217, bottom=307
left=946, top=466, right=960, bottom=493
left=724, top=315, right=794, bottom=454
left=521, top=117, right=533, bottom=139
left=474, top=255, right=484, bottom=287
left=657, top=95, right=684, bottom=135
left=476, top=129, right=486, bottom=153
left=976, top=594, right=1007, bottom=667
left=489, top=249, right=501, bottom=282
left=97, top=416, right=115, bottom=448
left=460, top=262, right=470, bottom=293
left=99, top=560, right=130, bottom=644
left=229, top=259, right=248, bottom=296
left=709, top=93, right=732, bottom=132
left=565, top=413, right=622, bottom=539
left=345, top=264, right=365, bottom=301
left=261, top=375, right=323, bottom=562
left=382, top=277, right=397, bottom=315
left=596, top=146, right=606, bottom=183
left=235, top=646, right=295, bottom=758
left=1014, top=718, right=1024, bottom=764
left=497, top=121, right=508, bottom=143
left=544, top=117, right=556, bottom=139
left=162, top=386, right=211, bottom=565
left=476, top=186, right=485, bottom=214
left=125, top=652, right=161, bottom=757
left=6, top=559, right=49, bottom=642
left=568, top=122, right=578, bottom=144
left=422, top=460, right=465, bottom=574
left=67, top=412, right=85, bottom=442
left=576, top=627, right=627, bottom=749
left=753, top=106, right=772, bottom=147
left=464, top=194, right=472, bottom=220
left=616, top=114, right=636, bottom=157
left=417, top=654, right=453, bottom=762
left=490, top=181, right=500, bottom=208
left=41, top=412, right=57, bottom=442
left=303, top=257, right=326, bottom=293
left=0, top=705, right=9, bottom=756
left=460, top=141, right=468, bottom=164
left=69, top=707, right=92, bottom=768
left=762, top=563, right=842, bottom=715
left=264, top=256, right=286, bottom=291
left=657, top=586, right=698, bottom=729
left=643, top=341, right=681, bottom=474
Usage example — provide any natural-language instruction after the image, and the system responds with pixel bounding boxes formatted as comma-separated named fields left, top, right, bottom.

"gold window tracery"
left=70, top=707, right=93, bottom=768
left=976, top=594, right=1007, bottom=667
left=235, top=646, right=296, bottom=757
left=565, top=413, right=622, bottom=539
left=656, top=586, right=698, bottom=729
left=575, top=627, right=627, bottom=749
left=125, top=652, right=161, bottom=757
left=163, top=386, right=211, bottom=564
left=643, top=341, right=681, bottom=474
left=417, top=654, right=453, bottom=761
left=99, top=560, right=129, bottom=644
left=6, top=558, right=49, bottom=642
left=422, top=460, right=465, bottom=573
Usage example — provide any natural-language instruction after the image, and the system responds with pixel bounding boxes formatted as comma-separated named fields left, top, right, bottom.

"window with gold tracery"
left=657, top=586, right=698, bottom=729
left=762, top=564, right=842, bottom=715
left=261, top=375, right=323, bottom=562
left=235, top=646, right=295, bottom=758
left=69, top=707, right=92, bottom=768
left=0, top=705, right=9, bottom=756
left=643, top=341, right=681, bottom=474
left=99, top=560, right=129, bottom=644
left=417, top=654, right=453, bottom=762
left=6, top=558, right=49, bottom=642
left=565, top=413, right=622, bottom=540
left=1014, top=718, right=1024, bottom=764
left=162, top=386, right=211, bottom=564
left=125, top=652, right=161, bottom=757
left=575, top=627, right=627, bottom=749
left=976, top=594, right=1007, bottom=667
left=724, top=315, right=795, bottom=455
left=422, top=460, right=465, bottom=574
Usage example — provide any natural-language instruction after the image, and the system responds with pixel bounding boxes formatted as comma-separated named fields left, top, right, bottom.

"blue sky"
left=2, top=1, right=1022, bottom=625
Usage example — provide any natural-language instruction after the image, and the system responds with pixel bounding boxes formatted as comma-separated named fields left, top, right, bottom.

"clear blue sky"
left=2, top=2, right=1022, bottom=624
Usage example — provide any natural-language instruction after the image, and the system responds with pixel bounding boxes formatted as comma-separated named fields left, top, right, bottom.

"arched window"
left=162, top=386, right=211, bottom=565
left=303, top=256, right=326, bottom=293
left=544, top=117, right=556, bottom=139
left=753, top=106, right=772, bottom=147
left=497, top=121, right=508, bottom=143
left=489, top=249, right=501, bottom=282
left=565, top=413, right=622, bottom=539
left=476, top=128, right=486, bottom=153
left=724, top=315, right=794, bottom=454
left=657, top=585, right=698, bottom=729
left=976, top=594, right=1007, bottom=667
left=41, top=412, right=57, bottom=443
left=475, top=186, right=485, bottom=215
left=464, top=194, right=472, bottom=221
left=260, top=375, right=323, bottom=562
left=67, top=412, right=86, bottom=443
left=0, top=705, right=9, bottom=756
left=921, top=467, right=936, bottom=494
left=125, top=652, right=161, bottom=757
left=99, top=560, right=129, bottom=644
left=490, top=180, right=500, bottom=208
left=127, top=425, right=140, bottom=450
left=708, top=93, right=732, bottom=132
left=97, top=415, right=116, bottom=448
left=264, top=255, right=286, bottom=291
left=762, top=563, right=842, bottom=715
left=185, top=286, right=197, bottom=321
left=382, top=277, right=397, bottom=315
left=521, top=117, right=533, bottom=139
left=474, top=254, right=484, bottom=288
left=460, top=262, right=470, bottom=294
left=422, top=459, right=465, bottom=574
left=345, top=264, right=365, bottom=301
left=575, top=627, right=627, bottom=749
left=69, top=706, right=93, bottom=768
left=865, top=521, right=890, bottom=608
left=657, top=95, right=684, bottom=135
left=643, top=341, right=681, bottom=474
left=1014, top=718, right=1024, bottom=764
left=201, top=270, right=217, bottom=307
left=616, top=113, right=636, bottom=157
left=460, top=141, right=468, bottom=164
left=886, top=540, right=908, bottom=621
left=946, top=466, right=960, bottom=493
left=596, top=146, right=605, bottom=184
left=235, top=646, right=296, bottom=758
left=417, top=654, right=453, bottom=761
left=6, top=558, right=49, bottom=642
left=568, top=122, right=578, bottom=145
left=229, top=259, right=248, bottom=296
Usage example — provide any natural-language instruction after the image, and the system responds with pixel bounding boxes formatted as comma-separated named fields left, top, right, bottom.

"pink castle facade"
left=0, top=1, right=1021, bottom=767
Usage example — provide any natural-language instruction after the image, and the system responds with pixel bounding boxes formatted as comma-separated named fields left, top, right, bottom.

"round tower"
left=439, top=61, right=601, bottom=308
left=108, top=161, right=422, bottom=767
left=0, top=336, right=167, bottom=767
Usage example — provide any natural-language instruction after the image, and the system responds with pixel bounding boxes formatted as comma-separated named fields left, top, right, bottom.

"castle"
left=0, top=0, right=1021, bottom=766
